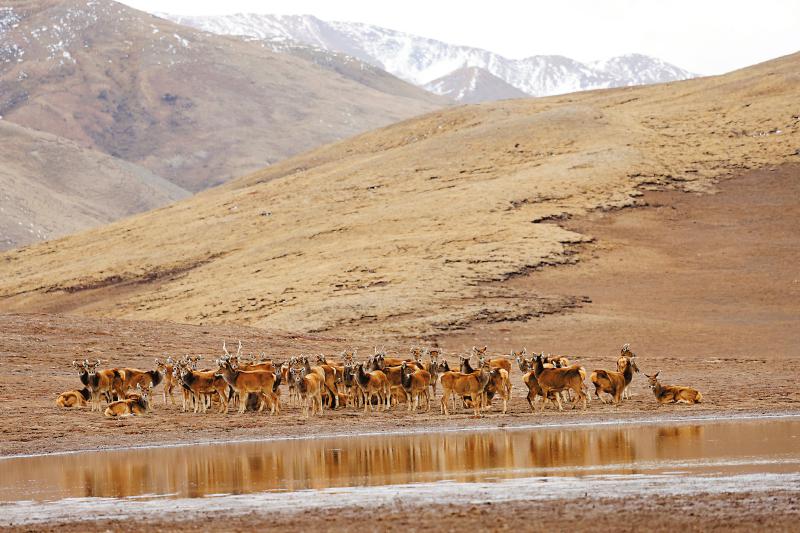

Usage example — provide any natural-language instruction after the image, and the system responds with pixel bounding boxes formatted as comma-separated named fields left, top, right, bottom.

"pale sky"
left=120, top=0, right=799, bottom=75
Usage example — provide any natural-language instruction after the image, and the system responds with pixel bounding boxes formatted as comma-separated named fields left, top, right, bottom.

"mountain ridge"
left=163, top=13, right=696, bottom=101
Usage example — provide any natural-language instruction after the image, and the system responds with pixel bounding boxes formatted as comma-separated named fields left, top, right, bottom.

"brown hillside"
left=0, top=0, right=444, bottom=191
left=0, top=52, right=797, bottom=335
left=0, top=120, right=188, bottom=251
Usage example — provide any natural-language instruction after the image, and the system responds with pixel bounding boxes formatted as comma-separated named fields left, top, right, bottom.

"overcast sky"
left=120, top=0, right=798, bottom=75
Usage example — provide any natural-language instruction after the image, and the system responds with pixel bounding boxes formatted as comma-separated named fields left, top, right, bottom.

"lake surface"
left=1, top=416, right=798, bottom=525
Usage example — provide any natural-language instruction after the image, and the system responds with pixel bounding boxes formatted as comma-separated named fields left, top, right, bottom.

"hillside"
left=0, top=1, right=444, bottom=191
left=424, top=66, right=529, bottom=103
left=0, top=52, right=797, bottom=335
left=0, top=120, right=188, bottom=251
left=165, top=13, right=696, bottom=97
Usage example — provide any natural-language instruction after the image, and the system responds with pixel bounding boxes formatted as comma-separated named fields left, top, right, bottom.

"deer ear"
left=655, top=371, right=661, bottom=377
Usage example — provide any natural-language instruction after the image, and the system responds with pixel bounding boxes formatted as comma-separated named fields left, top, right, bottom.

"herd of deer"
left=56, top=343, right=703, bottom=418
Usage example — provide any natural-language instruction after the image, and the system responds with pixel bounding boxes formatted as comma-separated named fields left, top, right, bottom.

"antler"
left=222, top=341, right=230, bottom=358
left=236, top=340, right=242, bottom=357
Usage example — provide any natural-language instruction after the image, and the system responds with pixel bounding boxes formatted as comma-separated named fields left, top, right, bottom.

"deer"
left=618, top=344, right=640, bottom=399
left=473, top=346, right=513, bottom=375
left=532, top=353, right=587, bottom=411
left=155, top=357, right=177, bottom=406
left=118, top=365, right=163, bottom=396
left=590, top=351, right=638, bottom=405
left=477, top=353, right=512, bottom=400
left=176, top=360, right=228, bottom=413
left=482, top=364, right=511, bottom=414
left=297, top=355, right=338, bottom=409
left=400, top=361, right=431, bottom=412
left=421, top=348, right=441, bottom=397
left=217, top=355, right=280, bottom=415
left=370, top=356, right=408, bottom=407
left=74, top=359, right=125, bottom=411
left=355, top=362, right=390, bottom=412
left=104, top=384, right=150, bottom=418
left=646, top=372, right=703, bottom=404
left=56, top=387, right=91, bottom=408
left=292, top=367, right=323, bottom=417
left=439, top=367, right=491, bottom=417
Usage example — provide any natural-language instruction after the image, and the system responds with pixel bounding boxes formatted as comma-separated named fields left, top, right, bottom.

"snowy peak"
left=425, top=66, right=528, bottom=103
left=162, top=12, right=697, bottom=100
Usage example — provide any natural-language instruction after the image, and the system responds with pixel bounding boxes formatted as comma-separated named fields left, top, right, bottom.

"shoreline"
left=3, top=410, right=798, bottom=460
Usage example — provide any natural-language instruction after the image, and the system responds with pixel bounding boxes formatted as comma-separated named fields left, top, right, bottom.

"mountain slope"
left=0, top=1, right=444, bottom=191
left=424, top=66, right=529, bottom=103
left=0, top=120, right=188, bottom=251
left=0, top=53, right=796, bottom=335
left=165, top=13, right=696, bottom=97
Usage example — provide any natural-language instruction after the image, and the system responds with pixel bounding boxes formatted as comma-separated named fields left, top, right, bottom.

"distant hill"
left=0, top=120, right=188, bottom=251
left=0, top=1, right=445, bottom=192
left=0, top=51, right=795, bottom=335
left=165, top=13, right=696, bottom=100
left=425, top=66, right=529, bottom=103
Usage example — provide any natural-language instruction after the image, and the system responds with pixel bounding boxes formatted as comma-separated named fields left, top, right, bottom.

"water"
left=1, top=417, right=798, bottom=525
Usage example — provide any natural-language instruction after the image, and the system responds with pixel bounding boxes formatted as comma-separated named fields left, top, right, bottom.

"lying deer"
left=56, top=387, right=91, bottom=408
left=646, top=372, right=703, bottom=404
left=104, top=384, right=150, bottom=418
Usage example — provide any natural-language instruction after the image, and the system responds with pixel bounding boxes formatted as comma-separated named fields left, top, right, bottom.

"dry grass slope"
left=0, top=52, right=797, bottom=335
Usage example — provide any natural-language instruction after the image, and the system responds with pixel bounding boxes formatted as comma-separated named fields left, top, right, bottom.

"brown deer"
left=75, top=359, right=125, bottom=411
left=118, top=366, right=163, bottom=396
left=532, top=354, right=587, bottom=411
left=646, top=372, right=703, bottom=404
left=299, top=355, right=338, bottom=409
left=104, top=384, right=150, bottom=418
left=56, top=387, right=91, bottom=408
left=591, top=352, right=638, bottom=405
left=217, top=357, right=280, bottom=414
left=400, top=361, right=431, bottom=412
left=176, top=361, right=228, bottom=413
left=439, top=367, right=491, bottom=417
left=477, top=354, right=512, bottom=400
left=618, top=344, right=640, bottom=399
left=483, top=366, right=511, bottom=414
left=355, top=362, right=389, bottom=412
left=292, top=367, right=323, bottom=417
left=371, top=356, right=408, bottom=407
left=474, top=346, right=513, bottom=374
left=155, top=357, right=177, bottom=406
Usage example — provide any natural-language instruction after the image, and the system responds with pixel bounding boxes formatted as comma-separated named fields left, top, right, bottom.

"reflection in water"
left=1, top=419, right=798, bottom=502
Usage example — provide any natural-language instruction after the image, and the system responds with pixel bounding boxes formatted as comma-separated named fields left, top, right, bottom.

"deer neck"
left=623, top=360, right=633, bottom=384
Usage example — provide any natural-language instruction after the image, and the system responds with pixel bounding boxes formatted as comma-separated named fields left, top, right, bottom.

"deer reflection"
left=6, top=422, right=741, bottom=502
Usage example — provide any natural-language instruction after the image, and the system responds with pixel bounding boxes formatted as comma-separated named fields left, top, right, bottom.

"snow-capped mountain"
left=162, top=13, right=697, bottom=101
left=424, top=66, right=528, bottom=104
